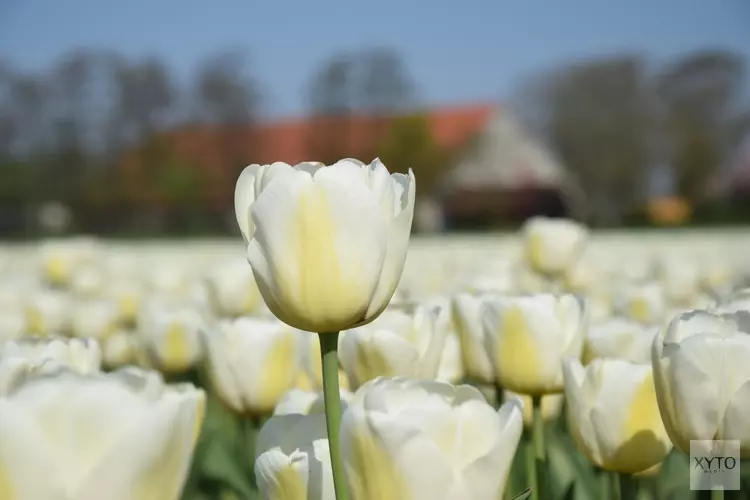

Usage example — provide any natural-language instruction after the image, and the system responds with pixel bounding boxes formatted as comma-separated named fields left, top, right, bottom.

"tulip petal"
left=248, top=167, right=388, bottom=332
left=234, top=164, right=262, bottom=244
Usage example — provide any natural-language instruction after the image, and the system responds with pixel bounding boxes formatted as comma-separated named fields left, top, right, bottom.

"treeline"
left=0, top=47, right=748, bottom=235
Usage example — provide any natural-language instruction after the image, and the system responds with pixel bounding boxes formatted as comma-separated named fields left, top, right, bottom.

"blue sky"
left=1, top=0, right=749, bottom=118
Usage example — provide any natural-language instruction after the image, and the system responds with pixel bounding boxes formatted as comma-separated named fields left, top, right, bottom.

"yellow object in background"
left=646, top=197, right=692, bottom=225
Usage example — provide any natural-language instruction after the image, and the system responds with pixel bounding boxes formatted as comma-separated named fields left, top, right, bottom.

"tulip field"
left=1, top=161, right=750, bottom=500
left=0, top=226, right=748, bottom=500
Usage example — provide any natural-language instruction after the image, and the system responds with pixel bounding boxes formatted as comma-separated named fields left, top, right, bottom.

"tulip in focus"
left=204, top=317, right=301, bottom=415
left=583, top=317, right=658, bottom=364
left=234, top=158, right=415, bottom=333
left=339, top=304, right=446, bottom=390
left=274, top=388, right=353, bottom=416
left=482, top=293, right=586, bottom=395
left=563, top=358, right=672, bottom=473
left=0, top=366, right=205, bottom=499
left=522, top=216, right=588, bottom=277
left=341, top=377, right=524, bottom=500
left=255, top=413, right=334, bottom=500
left=653, top=309, right=750, bottom=456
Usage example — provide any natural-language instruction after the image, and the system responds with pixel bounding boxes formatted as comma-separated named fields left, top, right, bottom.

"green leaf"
left=201, top=439, right=257, bottom=499
left=511, top=488, right=532, bottom=500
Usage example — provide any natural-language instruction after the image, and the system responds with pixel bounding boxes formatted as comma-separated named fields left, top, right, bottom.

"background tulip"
left=339, top=304, right=446, bottom=390
left=653, top=309, right=750, bottom=455
left=451, top=293, right=495, bottom=384
left=521, top=216, right=587, bottom=277
left=482, top=293, right=585, bottom=395
left=255, top=413, right=334, bottom=500
left=234, top=158, right=415, bottom=333
left=204, top=317, right=301, bottom=415
left=583, top=317, right=658, bottom=364
left=204, top=258, right=262, bottom=318
left=0, top=337, right=101, bottom=374
left=341, top=377, right=523, bottom=500
left=563, top=359, right=672, bottom=473
left=273, top=388, right=353, bottom=416
left=139, top=298, right=205, bottom=374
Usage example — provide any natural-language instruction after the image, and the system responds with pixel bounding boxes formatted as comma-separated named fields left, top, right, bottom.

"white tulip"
left=340, top=304, right=446, bottom=389
left=652, top=309, right=750, bottom=456
left=657, top=257, right=701, bottom=306
left=38, top=237, right=99, bottom=286
left=0, top=337, right=101, bottom=374
left=0, top=366, right=205, bottom=499
left=451, top=293, right=495, bottom=384
left=438, top=332, right=465, bottom=383
left=584, top=317, right=658, bottom=364
left=25, top=289, right=71, bottom=335
left=69, top=299, right=120, bottom=339
left=139, top=299, right=204, bottom=373
left=482, top=293, right=586, bottom=395
left=255, top=413, right=334, bottom=500
left=521, top=216, right=587, bottom=277
left=504, top=391, right=564, bottom=427
left=204, top=258, right=261, bottom=318
left=273, top=388, right=353, bottom=416
left=564, top=359, right=672, bottom=473
left=204, top=317, right=301, bottom=415
left=713, top=287, right=750, bottom=314
left=341, top=377, right=524, bottom=500
left=70, top=265, right=104, bottom=297
left=102, top=331, right=142, bottom=369
left=615, top=281, right=666, bottom=325
left=0, top=307, right=28, bottom=342
left=234, top=158, right=415, bottom=333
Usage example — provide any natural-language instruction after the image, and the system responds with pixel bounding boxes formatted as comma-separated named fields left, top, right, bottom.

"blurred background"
left=0, top=0, right=748, bottom=237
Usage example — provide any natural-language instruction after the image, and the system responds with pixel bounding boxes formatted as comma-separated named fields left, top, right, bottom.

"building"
left=120, top=102, right=582, bottom=231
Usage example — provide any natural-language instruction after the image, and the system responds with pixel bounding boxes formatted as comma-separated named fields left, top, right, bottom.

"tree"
left=377, top=114, right=443, bottom=199
left=522, top=55, right=656, bottom=226
left=657, top=49, right=746, bottom=202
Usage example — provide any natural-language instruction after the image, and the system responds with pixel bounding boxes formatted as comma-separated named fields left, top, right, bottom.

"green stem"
left=711, top=489, right=724, bottom=500
left=598, top=469, right=610, bottom=500
left=616, top=473, right=636, bottom=500
left=319, top=332, right=349, bottom=500
left=532, top=396, right=545, bottom=462
left=523, top=431, right=538, bottom=500
left=611, top=472, right=620, bottom=500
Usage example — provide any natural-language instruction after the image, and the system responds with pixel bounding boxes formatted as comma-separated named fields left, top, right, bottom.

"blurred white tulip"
left=713, top=287, right=750, bottom=314
left=139, top=299, right=204, bottom=373
left=69, top=265, right=105, bottom=297
left=564, top=358, right=672, bottom=473
left=341, top=377, right=524, bottom=500
left=255, top=413, right=334, bottom=500
left=437, top=332, right=465, bottom=383
left=38, top=237, right=99, bottom=287
left=0, top=307, right=28, bottom=342
left=25, top=289, right=71, bottom=336
left=69, top=299, right=120, bottom=339
left=451, top=293, right=495, bottom=384
left=101, top=331, right=142, bottom=369
left=273, top=388, right=353, bottom=416
left=0, top=337, right=101, bottom=375
left=105, top=278, right=143, bottom=326
left=340, top=304, right=446, bottom=390
left=204, top=257, right=262, bottom=318
left=657, top=257, right=701, bottom=307
left=615, top=281, right=666, bottom=325
left=234, top=158, right=415, bottom=333
left=522, top=216, right=588, bottom=277
left=0, top=366, right=204, bottom=500
left=584, top=317, right=658, bottom=364
left=482, top=293, right=586, bottom=395
left=653, top=309, right=750, bottom=456
left=204, top=317, right=301, bottom=415
left=504, top=390, right=564, bottom=427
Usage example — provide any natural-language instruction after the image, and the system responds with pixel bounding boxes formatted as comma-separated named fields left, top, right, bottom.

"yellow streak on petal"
left=346, top=425, right=410, bottom=500
left=496, top=307, right=544, bottom=395
left=527, top=233, right=546, bottom=274
left=274, top=187, right=371, bottom=332
left=606, top=372, right=669, bottom=473
left=0, top=465, right=15, bottom=500
left=254, top=333, right=298, bottom=414
left=352, top=342, right=399, bottom=389
left=163, top=323, right=191, bottom=372
left=267, top=463, right=307, bottom=500
left=629, top=298, right=650, bottom=323
left=25, top=306, right=45, bottom=336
